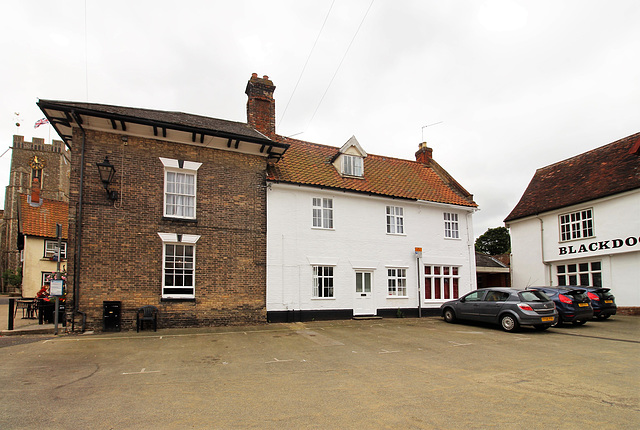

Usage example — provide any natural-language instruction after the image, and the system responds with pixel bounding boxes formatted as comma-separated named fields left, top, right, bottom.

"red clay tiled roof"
left=267, top=137, right=477, bottom=207
left=19, top=195, right=69, bottom=239
left=505, top=132, right=640, bottom=222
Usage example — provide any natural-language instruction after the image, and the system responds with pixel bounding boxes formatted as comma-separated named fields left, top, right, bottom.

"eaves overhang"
left=267, top=179, right=478, bottom=209
left=37, top=99, right=289, bottom=160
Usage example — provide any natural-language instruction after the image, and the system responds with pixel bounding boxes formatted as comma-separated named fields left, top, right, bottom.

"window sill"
left=386, top=233, right=406, bottom=237
left=162, top=217, right=198, bottom=223
left=311, top=227, right=335, bottom=231
left=558, top=236, right=595, bottom=243
left=161, top=297, right=196, bottom=302
left=444, top=236, right=461, bottom=240
left=311, top=297, right=336, bottom=300
left=387, top=295, right=409, bottom=299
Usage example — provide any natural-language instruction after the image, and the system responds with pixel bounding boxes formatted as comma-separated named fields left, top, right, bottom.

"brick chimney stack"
left=415, top=142, right=433, bottom=164
left=246, top=73, right=276, bottom=138
left=30, top=177, right=41, bottom=205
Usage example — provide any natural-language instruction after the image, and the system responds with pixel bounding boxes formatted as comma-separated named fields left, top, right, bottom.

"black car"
left=527, top=287, right=593, bottom=326
left=580, top=286, right=617, bottom=319
left=440, top=288, right=557, bottom=332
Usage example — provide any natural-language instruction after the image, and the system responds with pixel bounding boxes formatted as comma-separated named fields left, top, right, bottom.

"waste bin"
left=103, top=301, right=121, bottom=332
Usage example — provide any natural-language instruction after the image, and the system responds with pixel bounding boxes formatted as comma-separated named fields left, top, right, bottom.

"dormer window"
left=342, top=155, right=363, bottom=177
left=334, top=135, right=367, bottom=178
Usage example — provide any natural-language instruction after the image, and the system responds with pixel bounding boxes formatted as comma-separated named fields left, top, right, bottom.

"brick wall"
left=66, top=129, right=268, bottom=330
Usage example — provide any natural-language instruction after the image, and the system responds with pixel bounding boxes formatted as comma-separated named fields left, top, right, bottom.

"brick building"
left=0, top=135, right=69, bottom=293
left=38, top=91, right=288, bottom=330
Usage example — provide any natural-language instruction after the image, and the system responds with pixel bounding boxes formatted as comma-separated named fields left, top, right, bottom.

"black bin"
left=103, top=301, right=121, bottom=332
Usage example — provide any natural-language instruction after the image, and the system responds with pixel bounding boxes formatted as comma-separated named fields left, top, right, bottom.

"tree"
left=475, top=227, right=511, bottom=255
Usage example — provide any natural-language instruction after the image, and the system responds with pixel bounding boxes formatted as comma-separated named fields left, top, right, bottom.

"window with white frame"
left=559, top=208, right=594, bottom=241
left=313, top=266, right=334, bottom=298
left=44, top=240, right=67, bottom=259
left=387, top=268, right=407, bottom=297
left=342, top=155, right=363, bottom=177
left=312, top=198, right=334, bottom=229
left=356, top=272, right=372, bottom=294
left=424, top=265, right=460, bottom=300
left=444, top=212, right=459, bottom=239
left=557, top=261, right=602, bottom=287
left=160, top=158, right=202, bottom=220
left=386, top=206, right=404, bottom=234
left=158, top=233, right=200, bottom=299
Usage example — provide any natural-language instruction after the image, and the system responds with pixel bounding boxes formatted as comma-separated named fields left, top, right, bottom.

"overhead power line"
left=305, top=0, right=375, bottom=132
left=279, top=0, right=336, bottom=127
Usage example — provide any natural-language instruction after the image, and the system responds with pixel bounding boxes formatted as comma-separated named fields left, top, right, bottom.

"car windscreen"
left=519, top=291, right=549, bottom=302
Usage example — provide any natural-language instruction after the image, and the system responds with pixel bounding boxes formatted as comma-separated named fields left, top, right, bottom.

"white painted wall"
left=22, top=236, right=61, bottom=298
left=266, top=183, right=476, bottom=313
left=507, top=189, right=640, bottom=306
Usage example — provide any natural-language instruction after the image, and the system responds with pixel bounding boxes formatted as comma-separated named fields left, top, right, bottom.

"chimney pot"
left=251, top=72, right=258, bottom=78
left=263, top=75, right=269, bottom=79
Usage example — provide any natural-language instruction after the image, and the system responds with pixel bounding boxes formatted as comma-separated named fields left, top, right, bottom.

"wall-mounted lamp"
left=96, top=156, right=118, bottom=200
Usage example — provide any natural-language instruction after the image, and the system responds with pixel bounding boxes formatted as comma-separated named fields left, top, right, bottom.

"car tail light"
left=559, top=294, right=572, bottom=304
left=518, top=303, right=534, bottom=311
left=587, top=292, right=600, bottom=301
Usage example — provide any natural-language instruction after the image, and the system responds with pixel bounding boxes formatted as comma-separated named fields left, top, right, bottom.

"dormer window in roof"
left=334, top=135, right=367, bottom=178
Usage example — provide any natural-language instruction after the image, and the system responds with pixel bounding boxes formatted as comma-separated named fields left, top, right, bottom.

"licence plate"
left=605, top=300, right=613, bottom=303
left=578, top=303, right=589, bottom=307
left=541, top=317, right=554, bottom=322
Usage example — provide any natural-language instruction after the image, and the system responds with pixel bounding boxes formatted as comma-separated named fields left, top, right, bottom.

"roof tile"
left=267, top=137, right=476, bottom=207
left=19, top=195, right=69, bottom=239
left=505, top=132, right=640, bottom=222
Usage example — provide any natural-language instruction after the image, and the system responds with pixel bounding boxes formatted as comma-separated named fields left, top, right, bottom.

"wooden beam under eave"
left=110, top=119, right=117, bottom=130
left=192, top=132, right=196, bottom=143
left=153, top=125, right=158, bottom=136
left=234, top=140, right=239, bottom=149
left=227, top=138, right=232, bottom=148
left=200, top=134, right=204, bottom=144
left=162, top=128, right=167, bottom=137
left=260, top=144, right=266, bottom=153
left=120, top=121, right=127, bottom=131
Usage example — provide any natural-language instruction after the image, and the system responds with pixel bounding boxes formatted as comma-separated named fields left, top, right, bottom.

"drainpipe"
left=71, top=111, right=86, bottom=332
left=537, top=216, right=552, bottom=285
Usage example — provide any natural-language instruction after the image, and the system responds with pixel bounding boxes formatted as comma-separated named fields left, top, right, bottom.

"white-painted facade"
left=507, top=189, right=640, bottom=306
left=266, top=183, right=477, bottom=317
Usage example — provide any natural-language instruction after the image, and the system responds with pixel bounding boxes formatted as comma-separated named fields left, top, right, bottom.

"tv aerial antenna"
left=421, top=121, right=443, bottom=142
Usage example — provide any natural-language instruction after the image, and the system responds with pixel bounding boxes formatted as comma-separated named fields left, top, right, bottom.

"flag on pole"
left=34, top=118, right=50, bottom=129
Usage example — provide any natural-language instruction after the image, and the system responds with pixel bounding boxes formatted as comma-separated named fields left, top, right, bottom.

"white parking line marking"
left=122, top=368, right=160, bottom=375
left=379, top=349, right=400, bottom=354
left=448, top=341, right=472, bottom=347
left=266, top=358, right=294, bottom=364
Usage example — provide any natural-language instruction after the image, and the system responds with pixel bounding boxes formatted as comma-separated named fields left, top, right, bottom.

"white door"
left=354, top=271, right=375, bottom=316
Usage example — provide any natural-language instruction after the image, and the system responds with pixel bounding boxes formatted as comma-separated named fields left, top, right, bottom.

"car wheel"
left=596, top=314, right=611, bottom=320
left=443, top=308, right=456, bottom=323
left=534, top=325, right=550, bottom=331
left=552, top=316, right=563, bottom=327
left=573, top=320, right=587, bottom=326
left=500, top=314, right=519, bottom=332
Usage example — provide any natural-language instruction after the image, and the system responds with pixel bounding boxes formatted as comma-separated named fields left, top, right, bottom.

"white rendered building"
left=505, top=133, right=640, bottom=309
left=264, top=136, right=478, bottom=321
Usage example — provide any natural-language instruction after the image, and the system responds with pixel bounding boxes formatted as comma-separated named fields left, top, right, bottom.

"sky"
left=1, top=0, right=639, bottom=238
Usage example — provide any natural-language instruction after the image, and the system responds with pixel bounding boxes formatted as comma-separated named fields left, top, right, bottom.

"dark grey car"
left=440, top=288, right=558, bottom=332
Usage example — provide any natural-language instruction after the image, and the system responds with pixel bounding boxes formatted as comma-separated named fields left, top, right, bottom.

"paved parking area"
left=1, top=316, right=638, bottom=429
